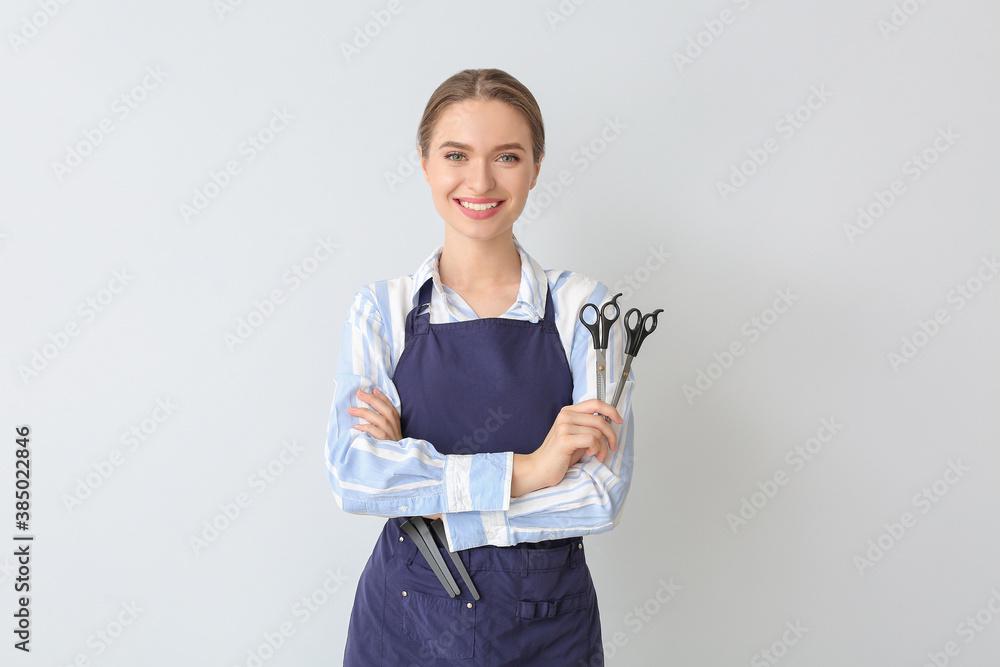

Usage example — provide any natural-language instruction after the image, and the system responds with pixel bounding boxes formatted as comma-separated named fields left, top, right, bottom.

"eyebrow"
left=436, top=141, right=527, bottom=153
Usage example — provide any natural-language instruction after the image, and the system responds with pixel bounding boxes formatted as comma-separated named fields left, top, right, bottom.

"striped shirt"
left=325, top=235, right=635, bottom=551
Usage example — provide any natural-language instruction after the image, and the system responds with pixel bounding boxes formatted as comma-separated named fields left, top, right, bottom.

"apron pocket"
left=516, top=592, right=591, bottom=619
left=401, top=589, right=477, bottom=659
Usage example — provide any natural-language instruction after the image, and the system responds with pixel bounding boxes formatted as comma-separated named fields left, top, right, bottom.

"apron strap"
left=404, top=278, right=434, bottom=337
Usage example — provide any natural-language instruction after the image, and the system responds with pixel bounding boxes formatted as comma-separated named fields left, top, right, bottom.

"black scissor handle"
left=578, top=292, right=622, bottom=349
left=578, top=302, right=602, bottom=346
left=624, top=307, right=663, bottom=357
left=598, top=292, right=623, bottom=348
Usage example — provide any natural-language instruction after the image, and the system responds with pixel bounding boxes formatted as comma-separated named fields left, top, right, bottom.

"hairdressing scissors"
left=400, top=517, right=480, bottom=600
left=579, top=292, right=623, bottom=413
left=610, top=307, right=663, bottom=410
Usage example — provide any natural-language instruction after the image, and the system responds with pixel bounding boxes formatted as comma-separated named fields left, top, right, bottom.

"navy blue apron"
left=343, top=277, right=604, bottom=666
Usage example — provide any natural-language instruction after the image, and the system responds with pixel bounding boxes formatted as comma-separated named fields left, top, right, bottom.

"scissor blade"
left=610, top=355, right=634, bottom=410
left=595, top=349, right=607, bottom=404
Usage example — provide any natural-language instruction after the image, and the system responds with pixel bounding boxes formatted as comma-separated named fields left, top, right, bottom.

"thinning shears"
left=579, top=292, right=623, bottom=409
left=610, top=307, right=663, bottom=409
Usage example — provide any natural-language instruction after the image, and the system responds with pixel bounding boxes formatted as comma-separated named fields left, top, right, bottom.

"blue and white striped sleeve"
left=324, top=286, right=514, bottom=519
left=441, top=280, right=636, bottom=550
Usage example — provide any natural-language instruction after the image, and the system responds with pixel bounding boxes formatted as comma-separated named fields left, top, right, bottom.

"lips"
left=453, top=197, right=505, bottom=219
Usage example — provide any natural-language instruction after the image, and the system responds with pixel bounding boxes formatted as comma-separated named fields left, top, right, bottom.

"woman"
left=326, top=68, right=635, bottom=666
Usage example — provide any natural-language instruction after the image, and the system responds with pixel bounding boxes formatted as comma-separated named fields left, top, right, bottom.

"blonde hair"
left=417, top=68, right=544, bottom=164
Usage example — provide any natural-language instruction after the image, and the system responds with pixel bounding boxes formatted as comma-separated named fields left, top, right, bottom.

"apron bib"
left=343, top=277, right=604, bottom=666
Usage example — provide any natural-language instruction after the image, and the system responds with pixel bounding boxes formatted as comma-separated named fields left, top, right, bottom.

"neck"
left=438, top=230, right=521, bottom=290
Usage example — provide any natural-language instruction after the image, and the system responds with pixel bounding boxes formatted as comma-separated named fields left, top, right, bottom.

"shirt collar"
left=409, top=235, right=548, bottom=321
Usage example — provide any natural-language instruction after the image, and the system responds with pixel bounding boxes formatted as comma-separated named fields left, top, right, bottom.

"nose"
left=464, top=157, right=495, bottom=194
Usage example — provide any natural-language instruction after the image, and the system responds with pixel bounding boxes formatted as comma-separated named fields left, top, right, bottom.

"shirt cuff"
left=444, top=452, right=512, bottom=513
left=442, top=510, right=512, bottom=550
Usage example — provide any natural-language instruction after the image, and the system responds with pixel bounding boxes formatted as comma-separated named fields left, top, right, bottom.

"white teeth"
left=459, top=200, right=500, bottom=211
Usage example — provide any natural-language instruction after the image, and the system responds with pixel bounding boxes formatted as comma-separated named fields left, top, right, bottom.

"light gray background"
left=3, top=1, right=999, bottom=665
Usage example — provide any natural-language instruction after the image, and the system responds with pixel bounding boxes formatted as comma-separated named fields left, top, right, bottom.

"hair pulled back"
left=417, top=68, right=545, bottom=164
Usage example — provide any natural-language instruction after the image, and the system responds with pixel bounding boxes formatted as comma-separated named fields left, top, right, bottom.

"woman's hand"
left=511, top=399, right=623, bottom=497
left=348, top=390, right=441, bottom=522
left=347, top=387, right=402, bottom=441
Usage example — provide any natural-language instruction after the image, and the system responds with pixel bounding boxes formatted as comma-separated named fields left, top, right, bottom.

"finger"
left=574, top=412, right=619, bottom=452
left=565, top=399, right=623, bottom=424
left=357, top=388, right=399, bottom=417
left=348, top=406, right=388, bottom=431
left=595, top=399, right=624, bottom=425
left=554, top=413, right=618, bottom=454
left=355, top=392, right=389, bottom=419
left=372, top=389, right=402, bottom=438
left=373, top=386, right=396, bottom=405
left=561, top=426, right=610, bottom=464
left=576, top=437, right=605, bottom=465
left=590, top=430, right=609, bottom=463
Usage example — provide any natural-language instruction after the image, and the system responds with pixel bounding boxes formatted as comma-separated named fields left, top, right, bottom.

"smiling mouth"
left=456, top=199, right=503, bottom=211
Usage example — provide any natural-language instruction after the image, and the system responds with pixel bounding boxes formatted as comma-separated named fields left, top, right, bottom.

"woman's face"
left=420, top=99, right=541, bottom=243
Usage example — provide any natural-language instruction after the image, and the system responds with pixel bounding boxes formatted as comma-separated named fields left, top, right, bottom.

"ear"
left=528, top=153, right=543, bottom=190
left=419, top=145, right=430, bottom=184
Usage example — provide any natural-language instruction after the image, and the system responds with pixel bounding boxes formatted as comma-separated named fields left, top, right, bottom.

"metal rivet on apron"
left=467, top=602, right=473, bottom=609
left=578, top=543, right=583, bottom=549
left=401, top=591, right=407, bottom=597
left=399, top=536, right=404, bottom=542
